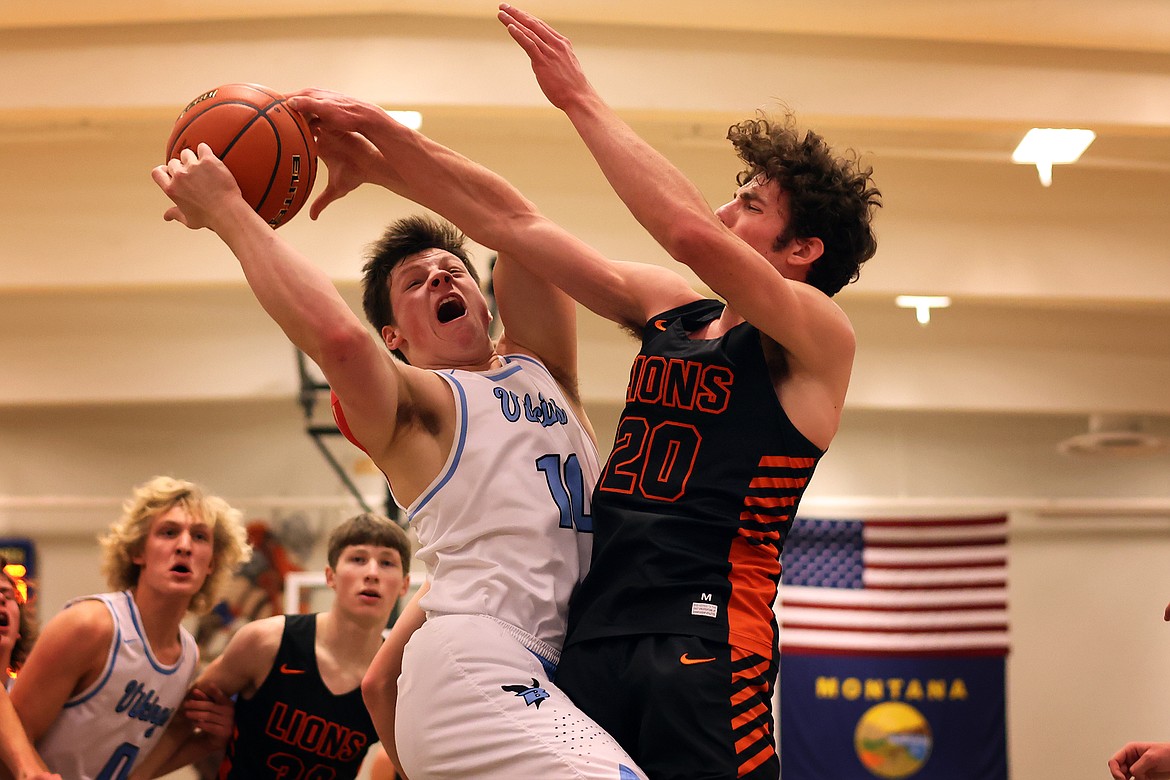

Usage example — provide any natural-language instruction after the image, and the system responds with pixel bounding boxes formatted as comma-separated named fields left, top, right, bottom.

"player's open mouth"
left=436, top=295, right=466, bottom=323
left=171, top=564, right=192, bottom=574
left=359, top=589, right=380, bottom=599
left=0, top=611, right=8, bottom=628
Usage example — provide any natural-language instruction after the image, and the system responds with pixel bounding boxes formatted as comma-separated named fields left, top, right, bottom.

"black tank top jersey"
left=565, top=299, right=823, bottom=659
left=218, top=613, right=378, bottom=780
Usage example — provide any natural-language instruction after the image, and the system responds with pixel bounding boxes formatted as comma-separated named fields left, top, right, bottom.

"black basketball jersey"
left=565, top=299, right=823, bottom=658
left=219, top=613, right=378, bottom=780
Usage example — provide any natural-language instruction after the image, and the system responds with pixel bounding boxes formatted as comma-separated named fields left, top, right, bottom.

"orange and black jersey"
left=564, top=299, right=823, bottom=658
left=219, top=613, right=378, bottom=780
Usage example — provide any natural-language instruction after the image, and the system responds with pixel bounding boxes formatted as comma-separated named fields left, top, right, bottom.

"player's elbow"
left=361, top=668, right=393, bottom=717
left=314, top=321, right=378, bottom=371
left=663, top=216, right=726, bottom=271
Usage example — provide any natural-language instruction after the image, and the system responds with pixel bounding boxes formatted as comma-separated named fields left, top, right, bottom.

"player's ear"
left=381, top=325, right=403, bottom=352
left=399, top=574, right=411, bottom=597
left=788, top=236, right=824, bottom=268
left=324, top=566, right=336, bottom=589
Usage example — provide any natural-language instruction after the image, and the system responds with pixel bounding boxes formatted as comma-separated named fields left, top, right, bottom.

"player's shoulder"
left=36, top=598, right=115, bottom=659
left=229, top=614, right=287, bottom=649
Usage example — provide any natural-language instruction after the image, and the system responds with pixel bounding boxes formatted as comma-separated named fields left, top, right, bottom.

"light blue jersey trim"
left=64, top=596, right=121, bottom=707
left=502, top=353, right=553, bottom=380
left=409, top=373, right=469, bottom=523
left=124, top=590, right=185, bottom=675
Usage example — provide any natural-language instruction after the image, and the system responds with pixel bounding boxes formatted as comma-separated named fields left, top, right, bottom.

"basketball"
left=165, top=83, right=317, bottom=229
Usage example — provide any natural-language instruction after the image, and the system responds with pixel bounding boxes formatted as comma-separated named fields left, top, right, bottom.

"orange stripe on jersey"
left=736, top=525, right=782, bottom=541
left=734, top=718, right=771, bottom=749
left=743, top=493, right=797, bottom=507
left=726, top=534, right=781, bottom=657
left=744, top=494, right=802, bottom=509
left=747, top=477, right=808, bottom=489
left=738, top=742, right=776, bottom=777
left=731, top=653, right=771, bottom=681
left=758, top=455, right=818, bottom=468
left=732, top=701, right=770, bottom=732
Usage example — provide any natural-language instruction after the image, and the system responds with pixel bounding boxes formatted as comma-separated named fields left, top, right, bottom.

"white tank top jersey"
left=401, top=354, right=598, bottom=653
left=35, top=590, right=198, bottom=780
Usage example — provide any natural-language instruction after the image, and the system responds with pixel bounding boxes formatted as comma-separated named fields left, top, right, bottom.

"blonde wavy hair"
left=99, top=476, right=251, bottom=615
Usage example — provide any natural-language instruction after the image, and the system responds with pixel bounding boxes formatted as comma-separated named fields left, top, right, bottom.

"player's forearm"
left=561, top=93, right=722, bottom=266
left=211, top=200, right=370, bottom=369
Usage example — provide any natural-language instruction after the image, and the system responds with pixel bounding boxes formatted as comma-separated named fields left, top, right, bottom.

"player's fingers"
left=310, top=188, right=342, bottom=221
left=202, top=681, right=230, bottom=704
left=285, top=94, right=323, bottom=115
left=501, top=4, right=564, bottom=46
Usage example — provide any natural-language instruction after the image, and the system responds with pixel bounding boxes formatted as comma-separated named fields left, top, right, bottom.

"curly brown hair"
left=728, top=114, right=882, bottom=296
left=99, top=476, right=252, bottom=615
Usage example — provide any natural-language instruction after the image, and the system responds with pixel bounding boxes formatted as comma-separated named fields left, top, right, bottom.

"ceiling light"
left=1011, top=128, right=1095, bottom=187
left=385, top=110, right=423, bottom=130
left=895, top=295, right=951, bottom=325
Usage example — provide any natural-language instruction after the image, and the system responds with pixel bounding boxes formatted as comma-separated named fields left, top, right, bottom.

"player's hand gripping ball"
left=165, top=83, right=318, bottom=228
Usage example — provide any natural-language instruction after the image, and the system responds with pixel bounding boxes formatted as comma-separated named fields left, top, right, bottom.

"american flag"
left=778, top=516, right=1009, bottom=657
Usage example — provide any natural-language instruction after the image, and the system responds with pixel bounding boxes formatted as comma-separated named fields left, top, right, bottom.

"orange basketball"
left=165, top=83, right=317, bottom=229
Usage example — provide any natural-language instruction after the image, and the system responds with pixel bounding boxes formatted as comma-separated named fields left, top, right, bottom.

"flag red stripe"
left=865, top=559, right=1007, bottom=570
left=865, top=537, right=1008, bottom=549
left=864, top=581, right=1007, bottom=591
left=779, top=600, right=1006, bottom=613
left=864, top=517, right=1007, bottom=529
left=779, top=645, right=1009, bottom=658
left=781, top=622, right=1009, bottom=634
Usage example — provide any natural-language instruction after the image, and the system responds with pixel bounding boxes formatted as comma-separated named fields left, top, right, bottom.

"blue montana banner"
left=778, top=517, right=1009, bottom=780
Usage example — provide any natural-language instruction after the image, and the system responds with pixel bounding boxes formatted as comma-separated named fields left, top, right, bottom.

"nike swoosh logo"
left=279, top=664, right=306, bottom=675
left=680, top=654, right=716, bottom=665
left=653, top=319, right=668, bottom=331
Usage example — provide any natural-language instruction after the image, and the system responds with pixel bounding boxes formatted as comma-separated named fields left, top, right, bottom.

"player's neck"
left=129, top=586, right=188, bottom=661
left=317, top=609, right=384, bottom=663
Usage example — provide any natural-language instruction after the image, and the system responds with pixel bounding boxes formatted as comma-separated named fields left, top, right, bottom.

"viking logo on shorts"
left=501, top=678, right=550, bottom=709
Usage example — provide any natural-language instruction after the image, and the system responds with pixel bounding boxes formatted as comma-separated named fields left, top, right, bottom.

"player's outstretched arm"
left=498, top=5, right=853, bottom=369
left=152, top=144, right=404, bottom=461
left=286, top=90, right=694, bottom=334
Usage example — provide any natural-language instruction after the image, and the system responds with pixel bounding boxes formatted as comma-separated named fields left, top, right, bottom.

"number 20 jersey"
left=564, top=299, right=823, bottom=659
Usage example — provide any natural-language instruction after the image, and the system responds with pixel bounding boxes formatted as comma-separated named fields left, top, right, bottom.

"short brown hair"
left=362, top=215, right=479, bottom=363
left=326, top=513, right=412, bottom=575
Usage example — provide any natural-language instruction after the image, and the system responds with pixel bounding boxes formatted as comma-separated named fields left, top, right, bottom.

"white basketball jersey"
left=402, top=354, right=597, bottom=652
left=35, top=590, right=198, bottom=780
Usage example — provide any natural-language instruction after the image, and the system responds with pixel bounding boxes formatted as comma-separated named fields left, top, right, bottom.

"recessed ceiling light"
left=1012, top=128, right=1096, bottom=187
left=895, top=295, right=951, bottom=325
